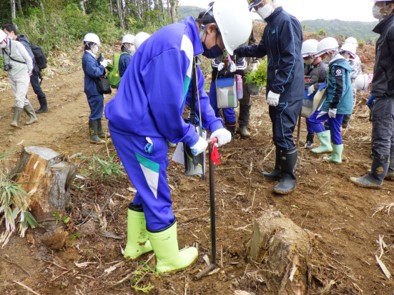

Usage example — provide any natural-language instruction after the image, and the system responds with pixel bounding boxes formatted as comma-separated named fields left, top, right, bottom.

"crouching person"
left=0, top=29, right=37, bottom=127
left=104, top=0, right=252, bottom=273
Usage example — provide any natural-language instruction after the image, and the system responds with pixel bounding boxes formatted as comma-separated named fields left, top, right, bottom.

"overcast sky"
left=178, top=0, right=377, bottom=22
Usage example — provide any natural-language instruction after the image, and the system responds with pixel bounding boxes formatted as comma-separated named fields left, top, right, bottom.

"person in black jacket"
left=235, top=0, right=304, bottom=195
left=350, top=0, right=394, bottom=188
left=2, top=23, right=48, bottom=113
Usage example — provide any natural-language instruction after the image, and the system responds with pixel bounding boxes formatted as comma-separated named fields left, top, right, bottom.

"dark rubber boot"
left=96, top=119, right=107, bottom=139
left=350, top=155, right=389, bottom=189
left=273, top=148, right=297, bottom=195
left=36, top=96, right=48, bottom=113
left=225, top=122, right=236, bottom=138
left=304, top=132, right=314, bottom=149
left=342, top=114, right=351, bottom=129
left=238, top=125, right=250, bottom=138
left=89, top=120, right=105, bottom=144
left=262, top=148, right=281, bottom=181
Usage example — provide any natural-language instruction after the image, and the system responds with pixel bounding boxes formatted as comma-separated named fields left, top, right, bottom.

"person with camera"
left=2, top=23, right=48, bottom=113
left=0, top=29, right=37, bottom=127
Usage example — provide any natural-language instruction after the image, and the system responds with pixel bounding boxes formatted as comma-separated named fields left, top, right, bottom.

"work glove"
left=229, top=61, right=236, bottom=73
left=217, top=62, right=225, bottom=72
left=307, top=84, right=315, bottom=96
left=266, top=91, right=280, bottom=107
left=190, top=136, right=208, bottom=156
left=210, top=128, right=232, bottom=147
left=366, top=94, right=375, bottom=109
left=100, top=59, right=111, bottom=68
left=328, top=108, right=337, bottom=118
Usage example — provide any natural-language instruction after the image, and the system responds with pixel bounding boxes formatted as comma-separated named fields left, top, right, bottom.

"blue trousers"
left=307, top=111, right=344, bottom=145
left=109, top=129, right=175, bottom=232
left=87, top=94, right=104, bottom=120
left=209, top=80, right=236, bottom=124
left=269, top=99, right=302, bottom=151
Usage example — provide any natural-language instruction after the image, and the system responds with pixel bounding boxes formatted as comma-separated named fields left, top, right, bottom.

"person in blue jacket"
left=234, top=0, right=304, bottom=195
left=104, top=0, right=252, bottom=274
left=119, top=33, right=135, bottom=78
left=307, top=37, right=353, bottom=164
left=82, top=33, right=110, bottom=144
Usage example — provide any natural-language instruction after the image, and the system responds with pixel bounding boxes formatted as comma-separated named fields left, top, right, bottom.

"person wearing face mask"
left=350, top=0, right=394, bottom=188
left=307, top=37, right=353, bottom=164
left=340, top=40, right=363, bottom=129
left=0, top=29, right=36, bottom=128
left=82, top=32, right=110, bottom=144
left=302, top=39, right=329, bottom=149
left=119, top=34, right=135, bottom=78
left=234, top=0, right=304, bottom=195
left=104, top=0, right=252, bottom=273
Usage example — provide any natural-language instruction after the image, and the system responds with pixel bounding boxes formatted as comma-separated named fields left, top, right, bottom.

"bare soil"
left=0, top=45, right=393, bottom=295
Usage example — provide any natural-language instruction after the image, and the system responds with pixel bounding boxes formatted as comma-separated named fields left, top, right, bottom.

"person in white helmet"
left=350, top=0, right=394, bottom=188
left=82, top=32, right=111, bottom=144
left=302, top=39, right=329, bottom=149
left=0, top=29, right=37, bottom=127
left=104, top=0, right=252, bottom=274
left=307, top=37, right=353, bottom=164
left=119, top=34, right=135, bottom=77
left=340, top=38, right=363, bottom=129
left=235, top=0, right=304, bottom=195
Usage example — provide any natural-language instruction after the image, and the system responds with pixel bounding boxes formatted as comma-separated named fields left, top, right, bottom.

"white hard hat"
left=354, top=74, right=373, bottom=91
left=0, top=30, right=7, bottom=43
left=301, top=39, right=319, bottom=57
left=316, top=37, right=338, bottom=57
left=340, top=42, right=357, bottom=56
left=344, top=37, right=358, bottom=48
left=213, top=0, right=253, bottom=55
left=134, top=32, right=150, bottom=50
left=83, top=33, right=101, bottom=46
left=122, top=34, right=135, bottom=44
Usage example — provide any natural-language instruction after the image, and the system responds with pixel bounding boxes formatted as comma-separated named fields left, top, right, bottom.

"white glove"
left=100, top=59, right=112, bottom=68
left=307, top=84, right=315, bottom=96
left=328, top=108, right=337, bottom=118
left=210, top=128, right=232, bottom=147
left=190, top=136, right=208, bottom=156
left=217, top=62, right=225, bottom=72
left=229, top=61, right=236, bottom=73
left=267, top=91, right=280, bottom=107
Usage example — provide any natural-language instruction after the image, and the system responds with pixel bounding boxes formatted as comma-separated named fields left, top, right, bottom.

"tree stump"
left=12, top=146, right=76, bottom=221
left=247, top=208, right=312, bottom=295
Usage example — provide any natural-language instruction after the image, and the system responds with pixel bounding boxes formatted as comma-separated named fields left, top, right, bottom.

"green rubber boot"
left=89, top=120, right=105, bottom=144
left=311, top=130, right=333, bottom=154
left=23, top=103, right=38, bottom=125
left=10, top=107, right=23, bottom=127
left=148, top=222, right=198, bottom=273
left=124, top=205, right=153, bottom=259
left=323, top=144, right=343, bottom=164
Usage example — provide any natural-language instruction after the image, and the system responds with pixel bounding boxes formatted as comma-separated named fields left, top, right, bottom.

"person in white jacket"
left=0, top=29, right=36, bottom=127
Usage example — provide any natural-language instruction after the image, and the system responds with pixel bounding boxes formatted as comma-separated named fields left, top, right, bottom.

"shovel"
left=195, top=138, right=219, bottom=279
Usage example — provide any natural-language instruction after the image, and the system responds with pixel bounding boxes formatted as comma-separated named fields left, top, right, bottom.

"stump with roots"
left=247, top=208, right=312, bottom=294
left=11, top=146, right=76, bottom=249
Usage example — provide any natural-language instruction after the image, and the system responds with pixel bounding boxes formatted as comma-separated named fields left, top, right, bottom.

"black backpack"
left=30, top=43, right=47, bottom=70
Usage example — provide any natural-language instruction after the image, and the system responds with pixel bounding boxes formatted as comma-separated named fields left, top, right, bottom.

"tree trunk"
left=12, top=146, right=76, bottom=222
left=10, top=0, right=16, bottom=19
left=80, top=0, right=86, bottom=15
left=16, top=0, right=23, bottom=16
left=117, top=0, right=125, bottom=30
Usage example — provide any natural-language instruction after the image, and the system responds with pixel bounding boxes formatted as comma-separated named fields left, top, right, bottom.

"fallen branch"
left=12, top=281, right=40, bottom=295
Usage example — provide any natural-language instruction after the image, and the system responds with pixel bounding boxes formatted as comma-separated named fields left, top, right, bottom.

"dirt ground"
left=0, top=45, right=394, bottom=295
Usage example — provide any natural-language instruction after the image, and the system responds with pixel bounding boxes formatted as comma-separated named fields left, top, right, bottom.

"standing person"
left=134, top=32, right=150, bottom=51
left=350, top=0, right=394, bottom=188
left=340, top=38, right=363, bottom=129
left=119, top=34, right=135, bottom=78
left=104, top=0, right=252, bottom=273
left=2, top=23, right=48, bottom=113
left=209, top=52, right=245, bottom=136
left=307, top=37, right=353, bottom=164
left=0, top=30, right=37, bottom=127
left=82, top=33, right=110, bottom=144
left=238, top=31, right=257, bottom=138
left=302, top=39, right=329, bottom=149
left=235, top=0, right=304, bottom=195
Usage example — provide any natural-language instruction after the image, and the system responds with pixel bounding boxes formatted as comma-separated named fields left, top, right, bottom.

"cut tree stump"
left=12, top=146, right=76, bottom=222
left=247, top=208, right=312, bottom=295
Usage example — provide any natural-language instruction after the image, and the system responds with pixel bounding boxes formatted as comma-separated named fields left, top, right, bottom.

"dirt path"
left=0, top=58, right=394, bottom=294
